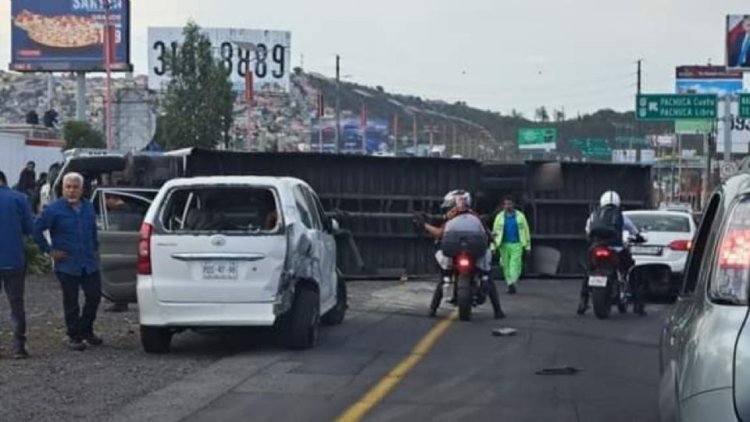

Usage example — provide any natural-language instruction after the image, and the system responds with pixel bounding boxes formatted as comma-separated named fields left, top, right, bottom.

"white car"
left=135, top=176, right=346, bottom=353
left=624, top=210, right=697, bottom=298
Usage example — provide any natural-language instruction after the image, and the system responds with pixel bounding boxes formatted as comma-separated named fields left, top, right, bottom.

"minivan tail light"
left=668, top=240, right=692, bottom=251
left=718, top=229, right=750, bottom=270
left=137, top=223, right=153, bottom=275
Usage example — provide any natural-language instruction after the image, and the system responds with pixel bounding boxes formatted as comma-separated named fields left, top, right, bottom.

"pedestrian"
left=0, top=170, right=34, bottom=358
left=16, top=161, right=36, bottom=197
left=492, top=196, right=531, bottom=294
left=34, top=172, right=103, bottom=351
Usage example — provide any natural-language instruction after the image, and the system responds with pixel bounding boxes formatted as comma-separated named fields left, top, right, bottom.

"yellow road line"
left=335, top=313, right=457, bottom=422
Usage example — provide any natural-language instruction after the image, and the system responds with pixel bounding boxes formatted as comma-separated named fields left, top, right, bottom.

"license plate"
left=202, top=261, right=238, bottom=280
left=631, top=246, right=662, bottom=256
left=588, top=275, right=608, bottom=287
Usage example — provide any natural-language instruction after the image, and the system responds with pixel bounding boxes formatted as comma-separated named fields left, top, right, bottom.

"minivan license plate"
left=588, top=276, right=608, bottom=287
left=202, top=261, right=238, bottom=280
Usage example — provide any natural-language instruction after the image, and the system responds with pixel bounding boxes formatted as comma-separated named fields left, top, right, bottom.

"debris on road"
left=535, top=366, right=581, bottom=376
left=491, top=327, right=518, bottom=337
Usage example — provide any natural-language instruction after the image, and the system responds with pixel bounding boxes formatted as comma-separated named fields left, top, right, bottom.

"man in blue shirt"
left=34, top=172, right=103, bottom=351
left=0, top=170, right=34, bottom=358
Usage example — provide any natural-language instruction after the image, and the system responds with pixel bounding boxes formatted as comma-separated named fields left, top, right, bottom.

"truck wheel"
left=140, top=326, right=173, bottom=354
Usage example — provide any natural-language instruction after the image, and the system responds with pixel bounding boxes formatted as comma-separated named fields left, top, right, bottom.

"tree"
left=158, top=21, right=234, bottom=150
left=61, top=120, right=105, bottom=149
left=553, top=109, right=566, bottom=122
left=535, top=106, right=550, bottom=123
left=510, top=109, right=524, bottom=119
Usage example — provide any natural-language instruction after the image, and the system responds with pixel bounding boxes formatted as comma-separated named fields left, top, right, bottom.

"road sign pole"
left=724, top=95, right=733, bottom=167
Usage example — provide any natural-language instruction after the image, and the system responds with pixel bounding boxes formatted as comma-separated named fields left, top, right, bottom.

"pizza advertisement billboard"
left=10, top=0, right=132, bottom=72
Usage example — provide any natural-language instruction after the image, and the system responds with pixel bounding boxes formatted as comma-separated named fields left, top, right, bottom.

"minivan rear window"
left=159, top=186, right=281, bottom=234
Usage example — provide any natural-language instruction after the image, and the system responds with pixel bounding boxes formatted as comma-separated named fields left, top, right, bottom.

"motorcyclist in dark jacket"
left=578, top=190, right=646, bottom=316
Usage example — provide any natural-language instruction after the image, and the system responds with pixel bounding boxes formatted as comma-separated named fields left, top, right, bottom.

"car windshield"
left=627, top=214, right=691, bottom=233
left=160, top=186, right=280, bottom=233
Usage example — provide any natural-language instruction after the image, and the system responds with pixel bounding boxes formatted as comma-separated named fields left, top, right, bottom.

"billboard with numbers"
left=10, top=0, right=132, bottom=72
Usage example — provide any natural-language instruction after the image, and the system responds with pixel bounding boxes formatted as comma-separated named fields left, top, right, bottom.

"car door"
left=736, top=304, right=750, bottom=422
left=303, top=186, right=337, bottom=307
left=292, top=185, right=333, bottom=304
left=660, top=193, right=722, bottom=421
left=98, top=190, right=154, bottom=303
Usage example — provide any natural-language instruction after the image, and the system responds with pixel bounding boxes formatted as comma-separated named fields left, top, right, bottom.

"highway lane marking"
left=335, top=312, right=457, bottom=422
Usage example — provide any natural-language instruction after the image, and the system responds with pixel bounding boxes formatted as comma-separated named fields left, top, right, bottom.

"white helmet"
left=600, top=190, right=621, bottom=207
left=441, top=189, right=472, bottom=212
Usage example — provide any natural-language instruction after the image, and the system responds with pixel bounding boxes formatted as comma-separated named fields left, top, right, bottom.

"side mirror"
left=331, top=218, right=340, bottom=232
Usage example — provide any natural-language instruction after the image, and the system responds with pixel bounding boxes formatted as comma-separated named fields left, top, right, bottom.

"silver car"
left=659, top=174, right=750, bottom=422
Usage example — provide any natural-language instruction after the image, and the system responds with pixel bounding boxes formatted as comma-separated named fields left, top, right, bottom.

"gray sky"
left=2, top=0, right=747, bottom=117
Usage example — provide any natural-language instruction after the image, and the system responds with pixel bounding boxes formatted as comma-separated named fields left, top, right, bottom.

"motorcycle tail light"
left=593, top=247, right=612, bottom=259
left=456, top=254, right=472, bottom=272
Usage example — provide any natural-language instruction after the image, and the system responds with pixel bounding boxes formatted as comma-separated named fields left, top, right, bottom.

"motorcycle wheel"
left=592, top=280, right=612, bottom=320
left=457, top=274, right=473, bottom=322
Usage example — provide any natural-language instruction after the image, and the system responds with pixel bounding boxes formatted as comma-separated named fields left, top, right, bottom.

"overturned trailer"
left=52, top=149, right=652, bottom=279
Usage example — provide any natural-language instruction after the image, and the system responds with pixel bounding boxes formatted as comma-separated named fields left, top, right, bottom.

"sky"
left=1, top=0, right=748, bottom=118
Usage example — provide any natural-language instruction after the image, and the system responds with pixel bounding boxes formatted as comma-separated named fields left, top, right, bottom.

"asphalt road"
left=106, top=279, right=668, bottom=422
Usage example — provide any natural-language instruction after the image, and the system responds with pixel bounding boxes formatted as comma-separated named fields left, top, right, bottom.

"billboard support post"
left=46, top=74, right=53, bottom=110
left=104, top=0, right=113, bottom=151
left=724, top=95, right=733, bottom=166
left=76, top=72, right=86, bottom=122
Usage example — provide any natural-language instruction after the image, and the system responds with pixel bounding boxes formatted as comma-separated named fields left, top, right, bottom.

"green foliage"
left=24, top=238, right=51, bottom=275
left=62, top=120, right=105, bottom=150
left=158, top=21, right=234, bottom=150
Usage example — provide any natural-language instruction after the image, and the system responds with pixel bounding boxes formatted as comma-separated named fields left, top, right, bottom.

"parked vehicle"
left=135, top=176, right=346, bottom=353
left=659, top=174, right=750, bottom=422
left=624, top=210, right=697, bottom=298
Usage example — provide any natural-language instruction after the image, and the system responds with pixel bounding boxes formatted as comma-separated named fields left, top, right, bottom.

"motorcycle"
left=586, top=235, right=645, bottom=319
left=431, top=230, right=489, bottom=321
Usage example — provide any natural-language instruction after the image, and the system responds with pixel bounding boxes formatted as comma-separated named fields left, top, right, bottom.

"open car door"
left=95, top=189, right=156, bottom=303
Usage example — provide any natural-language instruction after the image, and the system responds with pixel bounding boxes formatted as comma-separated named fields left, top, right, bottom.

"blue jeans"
left=56, top=271, right=102, bottom=339
left=0, top=270, right=26, bottom=347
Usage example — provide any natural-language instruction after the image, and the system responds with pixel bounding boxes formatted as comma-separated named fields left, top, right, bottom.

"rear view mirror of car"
left=331, top=218, right=340, bottom=232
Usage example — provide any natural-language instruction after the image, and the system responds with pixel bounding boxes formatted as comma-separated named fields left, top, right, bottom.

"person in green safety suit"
left=492, top=196, right=531, bottom=294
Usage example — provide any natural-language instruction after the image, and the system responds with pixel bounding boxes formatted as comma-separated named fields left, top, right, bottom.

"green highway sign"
left=740, top=94, right=750, bottom=119
left=569, top=138, right=611, bottom=160
left=518, top=128, right=557, bottom=151
left=636, top=94, right=718, bottom=121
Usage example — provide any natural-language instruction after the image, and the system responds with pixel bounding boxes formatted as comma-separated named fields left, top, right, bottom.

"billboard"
left=518, top=128, right=556, bottom=151
left=148, top=27, right=292, bottom=92
left=10, top=0, right=132, bottom=72
left=310, top=118, right=390, bottom=155
left=675, top=65, right=743, bottom=135
left=727, top=15, right=750, bottom=70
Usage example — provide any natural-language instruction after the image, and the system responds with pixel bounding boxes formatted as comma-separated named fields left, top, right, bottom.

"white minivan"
left=136, top=176, right=346, bottom=353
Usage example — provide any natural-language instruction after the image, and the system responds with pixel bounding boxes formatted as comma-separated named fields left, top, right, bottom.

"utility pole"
left=335, top=55, right=341, bottom=154
left=723, top=95, right=733, bottom=166
left=637, top=59, right=642, bottom=95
